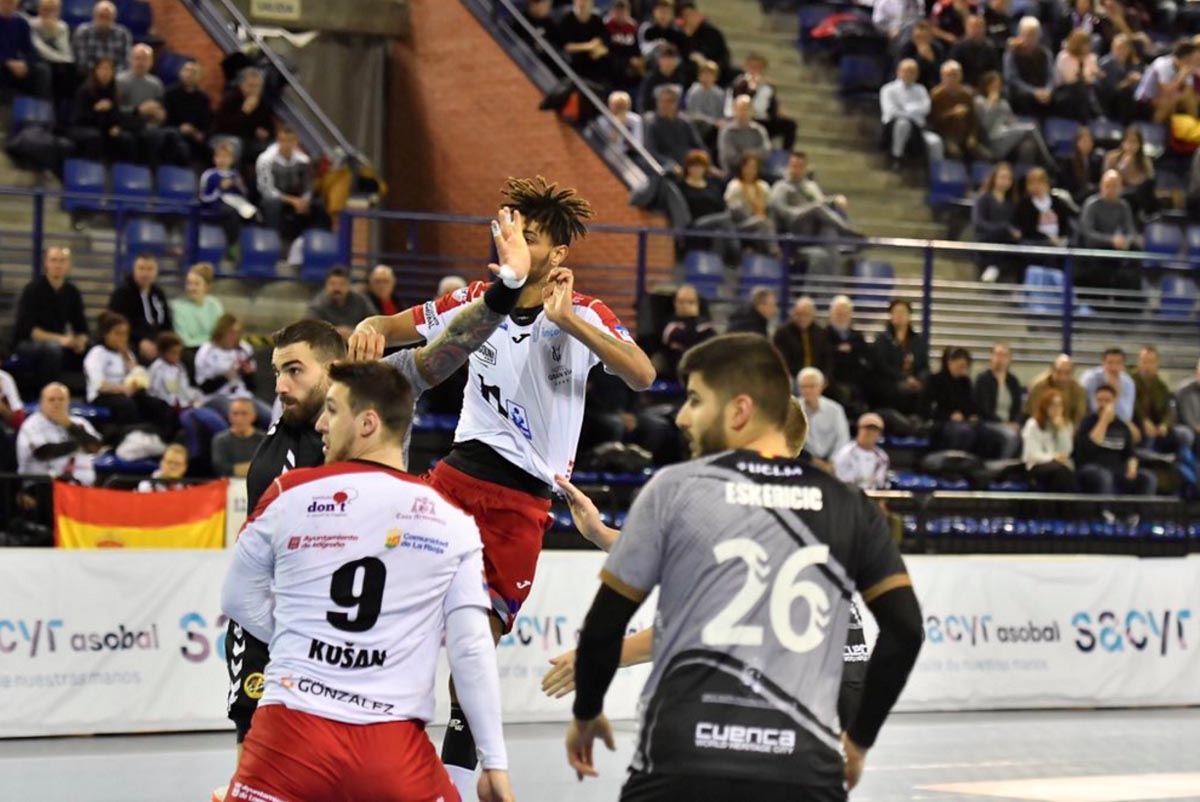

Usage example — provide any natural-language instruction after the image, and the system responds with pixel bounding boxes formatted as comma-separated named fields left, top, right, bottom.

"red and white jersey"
left=232, top=461, right=488, bottom=725
left=412, top=281, right=635, bottom=484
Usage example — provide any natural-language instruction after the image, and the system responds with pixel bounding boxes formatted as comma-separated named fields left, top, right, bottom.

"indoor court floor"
left=1, top=709, right=1198, bottom=802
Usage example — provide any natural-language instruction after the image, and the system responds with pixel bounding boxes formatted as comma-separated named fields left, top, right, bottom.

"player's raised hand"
left=346, top=325, right=386, bottom=361
left=487, top=208, right=531, bottom=284
left=477, top=768, right=515, bottom=802
left=542, top=649, right=577, bottom=698
left=542, top=268, right=575, bottom=326
left=566, top=714, right=615, bottom=781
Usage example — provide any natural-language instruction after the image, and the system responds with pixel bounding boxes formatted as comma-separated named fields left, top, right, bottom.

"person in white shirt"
left=149, top=330, right=228, bottom=468
left=834, top=412, right=891, bottom=490
left=797, top=366, right=850, bottom=472
left=83, top=311, right=175, bottom=435
left=255, top=125, right=327, bottom=248
left=595, top=90, right=644, bottom=156
left=193, top=313, right=273, bottom=428
left=873, top=0, right=923, bottom=44
left=16, top=382, right=103, bottom=486
left=1021, top=388, right=1076, bottom=492
left=221, top=361, right=512, bottom=802
left=880, top=59, right=945, bottom=170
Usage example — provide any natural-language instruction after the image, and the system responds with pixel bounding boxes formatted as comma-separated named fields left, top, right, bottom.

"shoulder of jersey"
left=269, top=462, right=420, bottom=496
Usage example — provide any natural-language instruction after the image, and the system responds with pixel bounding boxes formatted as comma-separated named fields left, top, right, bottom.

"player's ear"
left=360, top=409, right=380, bottom=439
left=550, top=244, right=569, bottom=268
left=728, top=394, right=754, bottom=432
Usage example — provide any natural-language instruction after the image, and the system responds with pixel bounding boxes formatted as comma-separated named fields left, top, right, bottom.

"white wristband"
left=498, top=264, right=526, bottom=289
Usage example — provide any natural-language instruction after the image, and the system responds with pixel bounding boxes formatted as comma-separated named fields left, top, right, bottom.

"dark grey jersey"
left=602, top=450, right=906, bottom=791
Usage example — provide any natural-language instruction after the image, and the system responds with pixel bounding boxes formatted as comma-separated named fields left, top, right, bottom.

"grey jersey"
left=603, top=450, right=906, bottom=791
left=380, top=348, right=431, bottom=461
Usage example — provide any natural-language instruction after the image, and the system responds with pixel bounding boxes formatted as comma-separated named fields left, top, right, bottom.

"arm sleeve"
left=199, top=170, right=222, bottom=204
left=220, top=506, right=277, bottom=644
left=572, top=584, right=643, bottom=720
left=879, top=84, right=899, bottom=123
left=847, top=584, right=923, bottom=748
left=381, top=347, right=432, bottom=398
left=445, top=606, right=507, bottom=769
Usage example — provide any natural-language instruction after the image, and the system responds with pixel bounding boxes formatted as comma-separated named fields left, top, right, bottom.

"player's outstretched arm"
left=554, top=475, right=620, bottom=551
left=543, top=627, right=653, bottom=698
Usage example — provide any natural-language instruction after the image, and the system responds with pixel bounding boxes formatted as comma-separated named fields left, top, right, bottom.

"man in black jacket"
left=773, top=295, right=833, bottom=380
left=974, top=342, right=1023, bottom=458
left=922, top=346, right=979, bottom=451
left=826, top=294, right=871, bottom=416
left=106, top=253, right=172, bottom=363
left=1075, top=383, right=1156, bottom=495
left=678, top=0, right=731, bottom=83
left=164, top=59, right=213, bottom=165
left=870, top=299, right=929, bottom=414
left=727, top=286, right=777, bottom=336
left=658, top=283, right=716, bottom=381
left=11, top=246, right=89, bottom=397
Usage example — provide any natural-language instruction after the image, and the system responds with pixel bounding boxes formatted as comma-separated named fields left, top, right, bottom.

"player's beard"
left=280, top=378, right=328, bottom=428
left=687, top=424, right=729, bottom=459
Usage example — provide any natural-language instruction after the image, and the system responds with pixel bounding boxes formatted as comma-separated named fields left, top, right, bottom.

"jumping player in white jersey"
left=349, top=176, right=656, bottom=791
left=221, top=361, right=513, bottom=802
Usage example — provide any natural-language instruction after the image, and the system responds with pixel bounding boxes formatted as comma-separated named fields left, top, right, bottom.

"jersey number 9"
left=327, top=557, right=387, bottom=633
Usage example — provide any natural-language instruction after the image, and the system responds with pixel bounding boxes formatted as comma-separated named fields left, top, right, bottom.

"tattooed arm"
left=413, top=296, right=507, bottom=387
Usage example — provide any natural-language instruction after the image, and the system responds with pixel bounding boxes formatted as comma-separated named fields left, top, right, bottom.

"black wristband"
left=483, top=279, right=523, bottom=317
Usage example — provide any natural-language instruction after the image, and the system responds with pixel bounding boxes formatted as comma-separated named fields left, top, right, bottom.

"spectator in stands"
left=774, top=296, right=833, bottom=379
left=517, top=0, right=559, bottom=66
left=0, top=367, right=22, bottom=471
left=636, top=42, right=684, bottom=114
left=922, top=346, right=979, bottom=452
left=975, top=342, right=1024, bottom=458
left=147, top=331, right=201, bottom=409
left=1131, top=344, right=1195, bottom=457
left=639, top=0, right=684, bottom=60
left=1190, top=149, right=1200, bottom=221
left=683, top=59, right=723, bottom=148
left=1060, top=0, right=1100, bottom=41
left=1096, top=0, right=1153, bottom=56
left=16, top=381, right=103, bottom=486
left=581, top=367, right=676, bottom=465
left=900, top=21, right=945, bottom=90
left=932, top=0, right=976, bottom=45
left=27, top=0, right=74, bottom=107
left=1098, top=33, right=1144, bottom=124
left=1060, top=124, right=1102, bottom=204
left=200, top=140, right=251, bottom=247
left=1053, top=28, right=1102, bottom=122
left=306, top=265, right=373, bottom=340
left=596, top=90, right=644, bottom=156
left=672, top=148, right=742, bottom=264
left=70, top=56, right=135, bottom=163
left=1016, top=167, right=1074, bottom=246
left=973, top=162, right=1021, bottom=283
left=0, top=0, right=48, bottom=98
left=825, top=295, right=870, bottom=414
left=1075, top=383, right=1156, bottom=494
left=257, top=126, right=327, bottom=249
left=557, top=0, right=613, bottom=88
left=798, top=367, right=850, bottom=472
left=1134, top=39, right=1200, bottom=125
left=931, top=60, right=982, bottom=160
left=164, top=59, right=213, bottom=166
left=975, top=72, right=1057, bottom=168
left=982, top=0, right=1012, bottom=49
left=678, top=1, right=730, bottom=83
left=728, top=286, right=778, bottom=335
left=1077, top=170, right=1142, bottom=294
left=643, top=85, right=704, bottom=173
left=769, top=151, right=860, bottom=275
left=724, top=152, right=776, bottom=250
left=107, top=253, right=172, bottom=363
left=729, top=53, right=797, bottom=152
left=873, top=0, right=923, bottom=49
left=194, top=312, right=272, bottom=427
left=214, top=67, right=274, bottom=169
left=170, top=263, right=224, bottom=349
left=658, top=283, right=716, bottom=381
left=136, top=442, right=190, bottom=491
left=1175, top=358, right=1200, bottom=454
left=880, top=59, right=944, bottom=171
left=1021, top=389, right=1077, bottom=491
left=1028, top=354, right=1087, bottom=425
left=117, top=43, right=188, bottom=168
left=211, top=397, right=265, bottom=478
left=365, top=264, right=403, bottom=316
left=950, top=16, right=1000, bottom=89
left=870, top=298, right=929, bottom=414
left=1004, top=17, right=1056, bottom=116
left=833, top=412, right=890, bottom=490
left=717, top=95, right=770, bottom=174
left=10, top=246, right=88, bottom=396
left=71, top=0, right=130, bottom=73
left=604, top=0, right=643, bottom=92
left=1081, top=347, right=1137, bottom=424
left=1102, top=125, right=1157, bottom=222
left=83, top=311, right=174, bottom=433
left=437, top=275, right=466, bottom=296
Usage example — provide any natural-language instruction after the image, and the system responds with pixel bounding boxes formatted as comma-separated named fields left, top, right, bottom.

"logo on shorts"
left=411, top=497, right=436, bottom=516
left=385, top=529, right=403, bottom=549
left=515, top=580, right=533, bottom=590
left=243, top=672, right=266, bottom=700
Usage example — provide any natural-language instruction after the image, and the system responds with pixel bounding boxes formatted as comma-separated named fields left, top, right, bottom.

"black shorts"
left=620, top=771, right=845, bottom=802
left=225, top=620, right=270, bottom=742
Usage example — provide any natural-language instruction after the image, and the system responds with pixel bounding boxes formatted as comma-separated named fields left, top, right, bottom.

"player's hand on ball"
left=842, top=732, right=867, bottom=790
left=346, top=327, right=385, bottom=361
left=566, top=714, right=615, bottom=780
left=542, top=650, right=577, bottom=698
left=542, top=268, right=575, bottom=326
left=477, top=768, right=515, bottom=802
left=488, top=208, right=531, bottom=283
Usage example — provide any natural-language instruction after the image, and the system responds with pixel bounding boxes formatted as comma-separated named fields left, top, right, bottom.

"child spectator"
left=201, top=140, right=253, bottom=248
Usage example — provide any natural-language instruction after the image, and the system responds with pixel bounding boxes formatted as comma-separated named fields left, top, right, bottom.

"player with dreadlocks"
left=351, top=176, right=656, bottom=795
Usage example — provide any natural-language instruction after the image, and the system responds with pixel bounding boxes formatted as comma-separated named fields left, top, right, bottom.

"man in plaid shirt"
left=72, top=0, right=132, bottom=72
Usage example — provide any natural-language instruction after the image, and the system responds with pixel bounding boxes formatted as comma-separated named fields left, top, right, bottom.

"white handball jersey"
left=411, top=281, right=635, bottom=484
left=232, top=461, right=489, bottom=725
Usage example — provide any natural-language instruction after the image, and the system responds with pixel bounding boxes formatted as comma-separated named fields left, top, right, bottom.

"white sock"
left=445, top=765, right=476, bottom=801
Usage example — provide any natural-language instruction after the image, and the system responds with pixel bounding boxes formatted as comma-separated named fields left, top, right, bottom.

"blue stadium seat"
left=117, top=0, right=153, bottom=38
left=156, top=165, right=196, bottom=207
left=852, top=259, right=895, bottom=306
left=683, top=250, right=724, bottom=299
left=9, top=95, right=53, bottom=135
left=153, top=50, right=193, bottom=87
left=1140, top=123, right=1166, bottom=154
left=1022, top=265, right=1064, bottom=314
left=1159, top=276, right=1197, bottom=318
left=239, top=226, right=282, bottom=278
left=111, top=162, right=153, bottom=209
left=1143, top=222, right=1183, bottom=268
left=838, top=55, right=884, bottom=96
left=1043, top=117, right=1080, bottom=158
left=62, top=0, right=94, bottom=28
left=1089, top=117, right=1123, bottom=147
left=1186, top=225, right=1200, bottom=260
left=740, top=254, right=783, bottom=294
left=299, top=229, right=340, bottom=281
left=22, top=402, right=111, bottom=421
left=93, top=453, right=158, bottom=476
left=969, top=160, right=994, bottom=189
left=764, top=148, right=791, bottom=178
left=798, top=4, right=837, bottom=52
left=62, top=159, right=107, bottom=212
left=195, top=224, right=226, bottom=265
left=121, top=218, right=167, bottom=267
left=928, top=159, right=967, bottom=207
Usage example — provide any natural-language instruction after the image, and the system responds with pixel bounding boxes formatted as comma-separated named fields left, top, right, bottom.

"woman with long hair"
left=1021, top=388, right=1076, bottom=491
left=1059, top=125, right=1103, bottom=204
left=70, top=57, right=134, bottom=163
left=170, top=263, right=226, bottom=349
left=1053, top=28, right=1102, bottom=122
left=1102, top=125, right=1158, bottom=220
left=973, top=162, right=1022, bottom=282
left=723, top=151, right=776, bottom=254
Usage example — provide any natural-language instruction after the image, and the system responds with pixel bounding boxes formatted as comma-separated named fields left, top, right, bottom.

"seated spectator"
left=1081, top=347, right=1137, bottom=423
left=604, top=0, right=643, bottom=92
left=727, top=286, right=777, bottom=335
left=643, top=85, right=705, bottom=173
left=1053, top=28, right=1102, bottom=122
left=1096, top=0, right=1153, bottom=55
left=517, top=0, right=559, bottom=66
left=880, top=59, right=945, bottom=171
left=211, top=397, right=265, bottom=478
left=147, top=331, right=201, bottom=409
left=136, top=443, right=189, bottom=491
left=1175, top=358, right=1200, bottom=454
left=117, top=43, right=188, bottom=168
left=1131, top=344, right=1195, bottom=458
left=729, top=52, right=797, bottom=152
left=1003, top=17, right=1055, bottom=116
left=306, top=265, right=373, bottom=340
left=595, top=90, right=644, bottom=157
left=900, top=21, right=945, bottom=90
left=437, top=275, right=466, bottom=296
left=658, top=283, right=716, bottom=381
left=83, top=311, right=174, bottom=433
left=170, top=263, right=224, bottom=349
left=16, top=381, right=103, bottom=486
left=557, top=0, right=613, bottom=89
left=873, top=0, right=923, bottom=50
left=723, top=152, right=776, bottom=250
left=164, top=59, right=214, bottom=165
left=1021, top=388, right=1077, bottom=491
left=717, top=95, right=770, bottom=175
left=950, top=15, right=1000, bottom=89
left=27, top=0, right=75, bottom=108
left=1016, top=167, right=1074, bottom=246
left=1077, top=170, right=1141, bottom=293
left=638, top=0, right=684, bottom=61
left=682, top=59, right=723, bottom=148
left=200, top=140, right=252, bottom=249
left=1098, top=33, right=1144, bottom=124
left=825, top=294, right=871, bottom=415
left=10, top=246, right=88, bottom=396
left=974, top=342, right=1024, bottom=458
left=194, top=313, right=273, bottom=427
left=1102, top=125, right=1157, bottom=222
left=1060, top=0, right=1100, bottom=41
left=797, top=367, right=850, bottom=472
left=70, top=57, right=135, bottom=163
left=678, top=1, right=730, bottom=83
left=922, top=346, right=979, bottom=452
left=214, top=67, right=274, bottom=169
left=973, top=161, right=1021, bottom=283
left=1059, top=124, right=1103, bottom=205
left=580, top=367, right=676, bottom=465
left=982, top=0, right=1011, bottom=50
left=1, top=0, right=48, bottom=98
left=769, top=150, right=861, bottom=240
left=71, top=0, right=130, bottom=73
left=0, top=367, right=23, bottom=472
left=672, top=149, right=743, bottom=264
left=774, top=296, right=833, bottom=379
left=870, top=298, right=929, bottom=414
left=636, top=41, right=684, bottom=114
left=930, top=60, right=983, bottom=161
left=1028, top=353, right=1088, bottom=426
left=365, top=264, right=403, bottom=316
left=1075, top=383, right=1156, bottom=494
left=1134, top=40, right=1200, bottom=125
left=107, top=253, right=173, bottom=363
left=931, top=0, right=977, bottom=45
left=256, top=126, right=328, bottom=251
left=833, top=412, right=890, bottom=490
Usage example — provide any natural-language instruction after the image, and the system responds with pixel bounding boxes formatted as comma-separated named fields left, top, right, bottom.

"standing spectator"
left=1134, top=40, right=1200, bottom=125
left=170, top=263, right=224, bottom=349
left=1098, top=33, right=1144, bottom=124
left=83, top=311, right=174, bottom=433
left=164, top=59, right=213, bottom=165
left=873, top=0, right=923, bottom=48
left=723, top=152, right=776, bottom=250
left=517, top=0, right=559, bottom=67
left=604, top=0, right=643, bottom=92
left=931, top=60, right=982, bottom=160
left=1015, top=167, right=1074, bottom=246
left=365, top=264, right=403, bottom=317
left=557, top=0, right=612, bottom=89
left=1175, top=358, right=1200, bottom=454
left=1028, top=353, right=1088, bottom=426
left=797, top=367, right=850, bottom=472
left=774, top=296, right=833, bottom=379
left=870, top=298, right=930, bottom=414
left=1077, top=170, right=1141, bottom=294
left=1060, top=124, right=1102, bottom=204
left=727, top=286, right=777, bottom=335
left=1, top=0, right=49, bottom=98
left=1081, top=347, right=1137, bottom=422
left=200, top=140, right=251, bottom=247
left=658, top=283, right=716, bottom=381
left=728, top=53, right=797, bottom=152
left=638, top=0, right=684, bottom=60
left=975, top=72, right=1057, bottom=167
left=717, top=95, right=770, bottom=174
left=672, top=149, right=742, bottom=264
left=1102, top=125, right=1157, bottom=222
left=769, top=151, right=860, bottom=238
left=678, top=1, right=730, bottom=82
left=306, top=265, right=373, bottom=340
left=1131, top=345, right=1195, bottom=457
left=211, top=397, right=266, bottom=478
left=28, top=0, right=74, bottom=109
left=10, top=246, right=88, bottom=396
left=1074, top=383, right=1156, bottom=494
left=1053, top=28, right=1102, bottom=122
left=950, top=16, right=1000, bottom=89
left=71, top=0, right=131, bottom=73
left=136, top=443, right=189, bottom=491
left=107, top=253, right=172, bottom=363
left=900, top=21, right=945, bottom=90
left=1021, top=389, right=1077, bottom=491
left=982, top=0, right=1012, bottom=49
left=70, top=56, right=134, bottom=163
left=931, top=0, right=977, bottom=45
left=833, top=412, right=890, bottom=490
left=194, top=313, right=272, bottom=427
left=825, top=294, right=871, bottom=414
left=974, top=342, right=1024, bottom=458
left=635, top=41, right=684, bottom=114
left=117, top=43, right=188, bottom=168
left=973, top=161, right=1021, bottom=283
left=1004, top=17, right=1056, bottom=116
left=256, top=126, right=327, bottom=249
left=213, top=67, right=274, bottom=169
left=880, top=59, right=944, bottom=171
left=682, top=59, right=723, bottom=148
left=922, top=346, right=979, bottom=452
left=594, top=90, right=644, bottom=156
left=16, top=382, right=103, bottom=486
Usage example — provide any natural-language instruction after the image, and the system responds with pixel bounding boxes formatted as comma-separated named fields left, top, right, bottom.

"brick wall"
left=147, top=0, right=226, bottom=102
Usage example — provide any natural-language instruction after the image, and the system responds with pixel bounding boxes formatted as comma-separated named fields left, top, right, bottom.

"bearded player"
left=350, top=176, right=656, bottom=793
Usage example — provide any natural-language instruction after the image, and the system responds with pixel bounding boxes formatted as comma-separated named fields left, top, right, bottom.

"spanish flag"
left=55, top=480, right=229, bottom=549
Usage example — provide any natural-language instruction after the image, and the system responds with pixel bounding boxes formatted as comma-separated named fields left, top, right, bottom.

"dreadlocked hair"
left=501, top=176, right=593, bottom=246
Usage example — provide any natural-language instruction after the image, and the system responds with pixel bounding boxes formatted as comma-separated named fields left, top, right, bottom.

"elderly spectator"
left=769, top=150, right=861, bottom=240
left=975, top=72, right=1057, bottom=168
left=1053, top=28, right=1102, bottom=122
left=1060, top=125, right=1103, bottom=205
left=306, top=266, right=373, bottom=340
left=717, top=94, right=770, bottom=174
left=136, top=443, right=189, bottom=491
left=922, top=346, right=979, bottom=452
left=595, top=90, right=644, bottom=156
left=200, top=140, right=251, bottom=247
left=950, top=15, right=999, bottom=88
left=1102, top=125, right=1157, bottom=221
left=211, top=397, right=266, bottom=478
left=973, top=162, right=1020, bottom=283
left=194, top=313, right=272, bottom=427
left=672, top=149, right=743, bottom=264
left=900, top=21, right=945, bottom=90
left=71, top=0, right=130, bottom=72
left=1081, top=347, right=1137, bottom=423
left=170, top=263, right=224, bottom=349
left=1078, top=170, right=1141, bottom=294
left=1028, top=354, right=1088, bottom=426
left=825, top=295, right=871, bottom=413
left=214, top=67, right=274, bottom=167
left=1075, top=383, right=1156, bottom=494
left=10, top=246, right=88, bottom=396
left=437, top=275, right=466, bottom=297
left=70, top=57, right=134, bottom=163
left=975, top=342, right=1024, bottom=458
left=1134, top=40, right=1200, bottom=125
left=16, top=382, right=103, bottom=486
left=1016, top=167, right=1074, bottom=247
left=724, top=152, right=776, bottom=251
left=873, top=0, right=923, bottom=45
left=678, top=1, right=730, bottom=82
left=636, top=41, right=684, bottom=114
left=834, top=412, right=890, bottom=490
left=1004, top=17, right=1056, bottom=116
left=729, top=52, right=797, bottom=152
left=774, top=297, right=834, bottom=379
left=638, top=0, right=685, bottom=59
left=117, top=43, right=188, bottom=168
left=0, top=0, right=48, bottom=97
left=1098, top=33, right=1144, bottom=124
left=871, top=299, right=930, bottom=414
left=83, top=311, right=174, bottom=433
left=798, top=367, right=850, bottom=471
left=880, top=59, right=944, bottom=171
left=658, top=284, right=716, bottom=381
left=365, top=265, right=403, bottom=316
left=1131, top=345, right=1195, bottom=458
left=930, top=60, right=982, bottom=160
left=257, top=126, right=327, bottom=249
left=931, top=0, right=977, bottom=44
left=27, top=0, right=73, bottom=105
left=164, top=59, right=213, bottom=165
left=642, top=85, right=704, bottom=173
left=684, top=59, right=724, bottom=130
left=1175, top=358, right=1200, bottom=453
left=107, top=253, right=172, bottom=363
left=1022, top=389, right=1077, bottom=491
left=728, top=286, right=777, bottom=335
left=558, top=0, right=613, bottom=88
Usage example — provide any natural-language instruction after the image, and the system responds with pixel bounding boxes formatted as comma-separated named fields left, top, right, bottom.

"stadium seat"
left=1022, top=265, right=1064, bottom=314
left=239, top=226, right=282, bottom=278
left=683, top=250, right=724, bottom=299
left=1089, top=117, right=1123, bottom=147
left=969, top=160, right=994, bottom=189
left=62, top=158, right=107, bottom=213
left=62, top=0, right=94, bottom=28
left=153, top=50, right=193, bottom=87
left=1143, top=222, right=1183, bottom=268
left=1043, top=117, right=1080, bottom=158
left=765, top=148, right=791, bottom=178
left=1186, top=225, right=1200, bottom=260
left=111, top=162, right=153, bottom=209
left=1159, top=276, right=1197, bottom=318
left=156, top=165, right=196, bottom=207
left=195, top=224, right=227, bottom=265
left=852, top=259, right=895, bottom=307
left=117, top=0, right=153, bottom=39
left=9, top=96, right=53, bottom=135
left=298, top=229, right=340, bottom=281
left=121, top=219, right=167, bottom=267
left=838, top=55, right=884, bottom=96
left=740, top=253, right=783, bottom=295
left=1140, top=123, right=1166, bottom=155
left=928, top=159, right=967, bottom=207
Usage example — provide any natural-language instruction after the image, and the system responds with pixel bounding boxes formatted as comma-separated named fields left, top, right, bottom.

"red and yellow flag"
left=54, top=480, right=229, bottom=549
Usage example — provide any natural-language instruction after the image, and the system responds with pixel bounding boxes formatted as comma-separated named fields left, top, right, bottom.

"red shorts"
left=425, top=461, right=552, bottom=633
left=227, top=705, right=457, bottom=802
